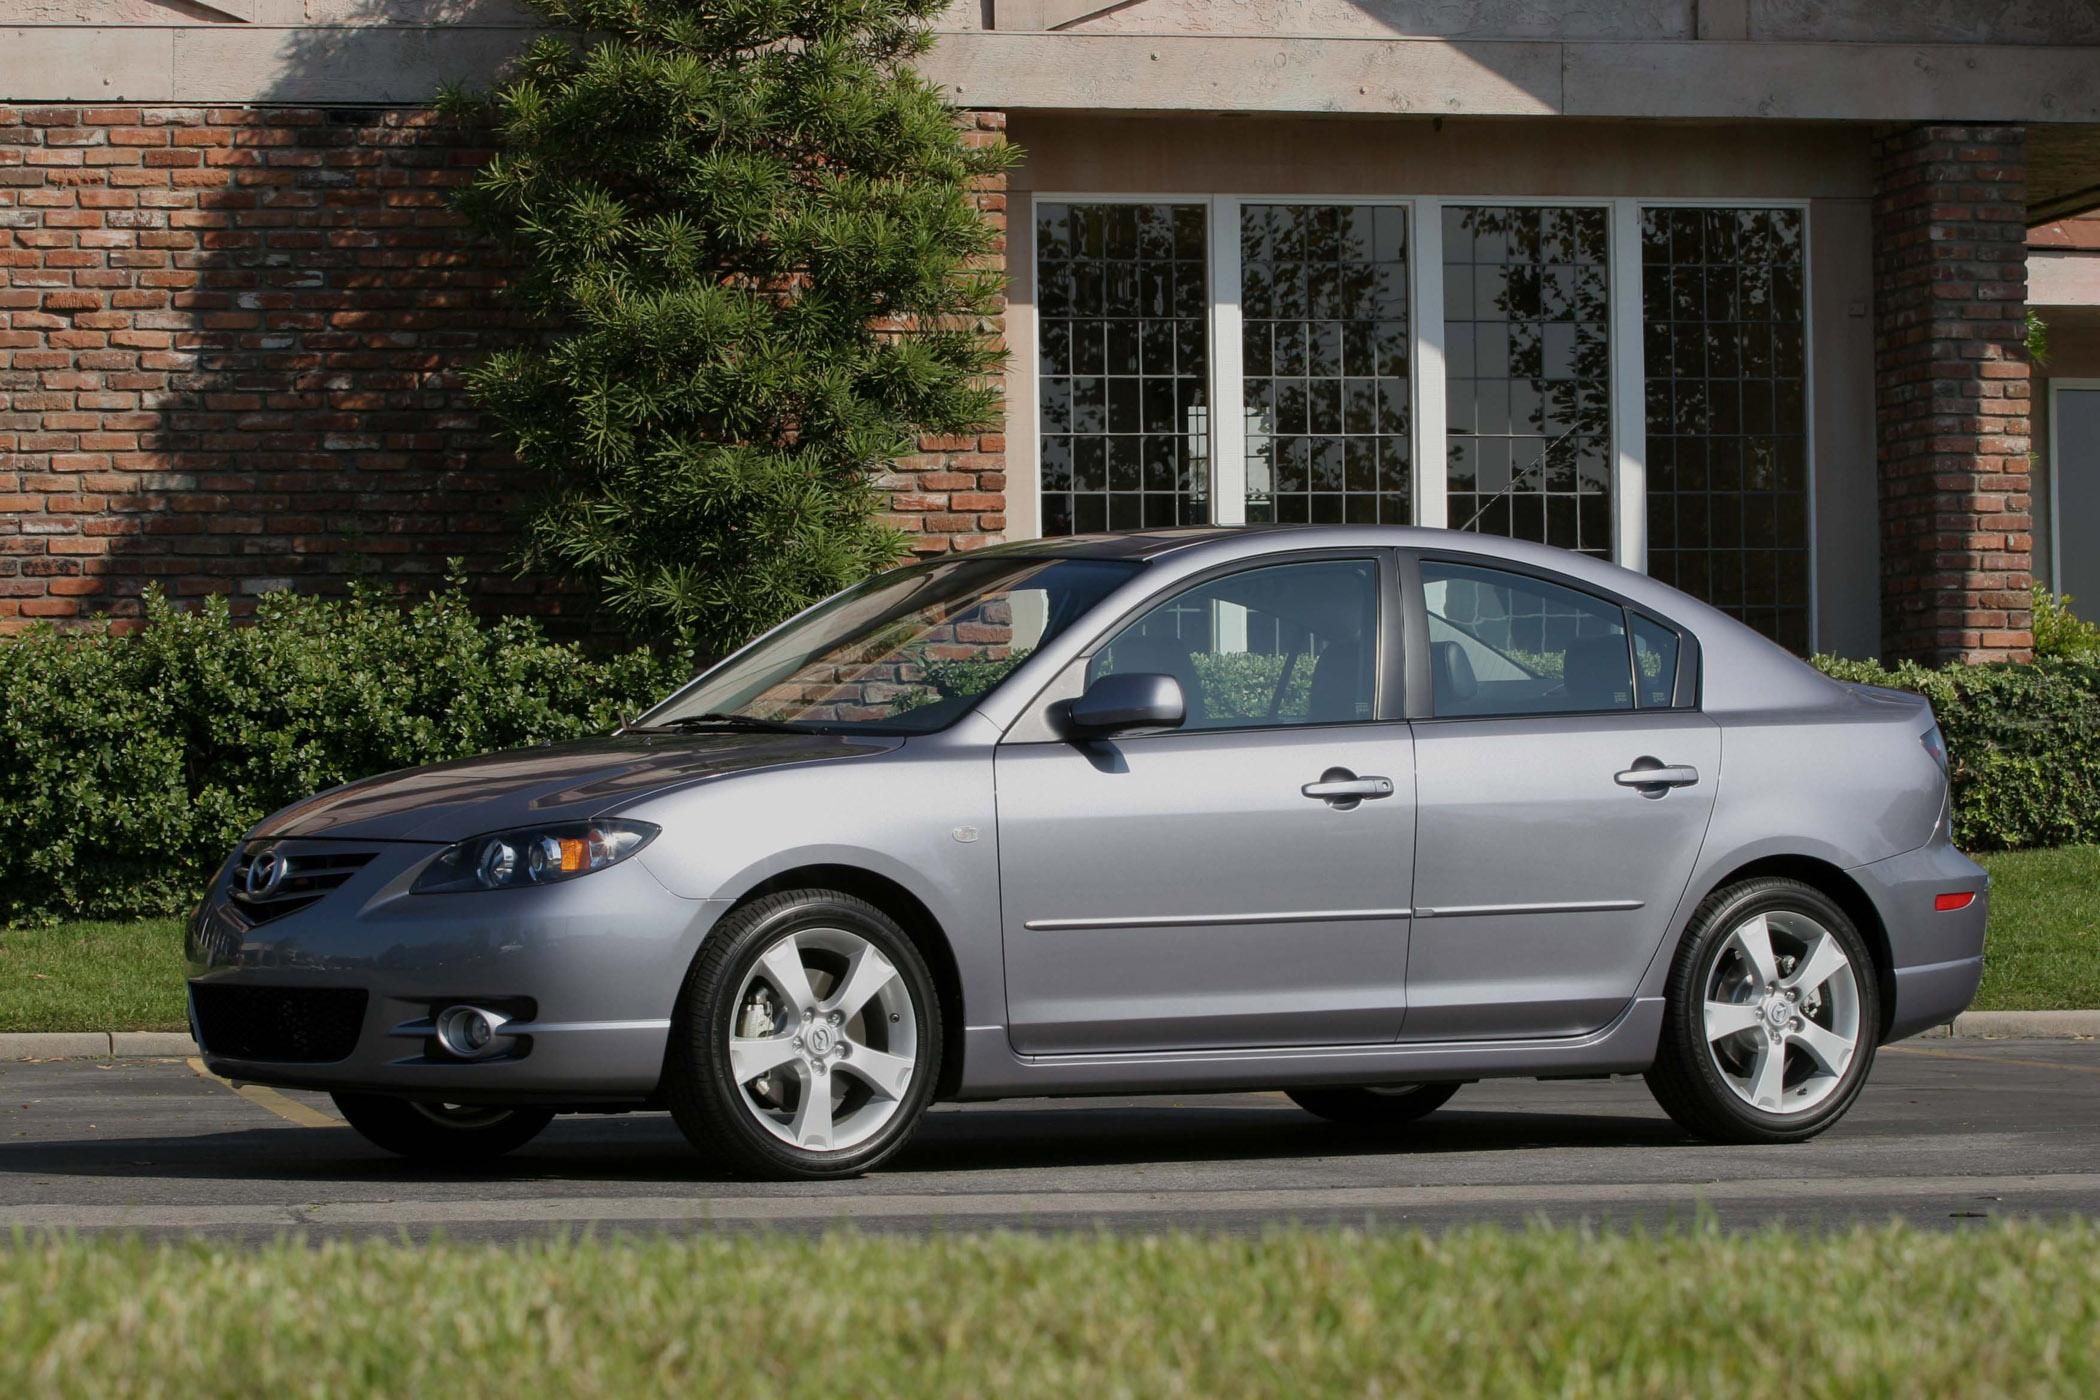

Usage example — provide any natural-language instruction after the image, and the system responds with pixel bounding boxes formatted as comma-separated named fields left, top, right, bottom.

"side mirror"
left=1064, top=672, right=1186, bottom=739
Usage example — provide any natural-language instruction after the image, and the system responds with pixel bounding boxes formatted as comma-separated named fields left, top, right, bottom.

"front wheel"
left=1287, top=1082, right=1462, bottom=1128
left=664, top=889, right=942, bottom=1180
left=1645, top=877, right=1879, bottom=1144
left=332, top=1094, right=554, bottom=1162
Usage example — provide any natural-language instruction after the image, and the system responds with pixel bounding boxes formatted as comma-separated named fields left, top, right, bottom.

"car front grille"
left=228, top=846, right=376, bottom=926
left=189, top=984, right=368, bottom=1063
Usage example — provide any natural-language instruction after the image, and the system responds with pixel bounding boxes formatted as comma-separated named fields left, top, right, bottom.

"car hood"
left=248, top=731, right=901, bottom=844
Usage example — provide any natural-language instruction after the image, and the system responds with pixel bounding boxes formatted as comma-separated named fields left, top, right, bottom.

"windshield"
left=638, top=556, right=1142, bottom=734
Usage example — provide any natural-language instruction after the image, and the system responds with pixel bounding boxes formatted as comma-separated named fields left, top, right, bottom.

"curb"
left=0, top=1031, right=197, bottom=1061
left=1918, top=1010, right=2100, bottom=1040
left=3, top=1014, right=2097, bottom=1060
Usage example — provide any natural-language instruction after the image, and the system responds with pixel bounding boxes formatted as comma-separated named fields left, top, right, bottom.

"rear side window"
left=1422, top=560, right=1658, bottom=718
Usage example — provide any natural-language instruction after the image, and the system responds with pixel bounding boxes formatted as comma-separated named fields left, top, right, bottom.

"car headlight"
left=413, top=820, right=659, bottom=894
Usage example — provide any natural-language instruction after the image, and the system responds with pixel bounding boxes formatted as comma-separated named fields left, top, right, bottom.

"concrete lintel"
left=932, top=32, right=2100, bottom=123
left=937, top=32, right=1566, bottom=115
left=1, top=25, right=2098, bottom=123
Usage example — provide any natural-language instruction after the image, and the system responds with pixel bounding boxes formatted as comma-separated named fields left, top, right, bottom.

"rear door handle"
left=1615, top=761, right=1699, bottom=794
left=1302, top=768, right=1395, bottom=809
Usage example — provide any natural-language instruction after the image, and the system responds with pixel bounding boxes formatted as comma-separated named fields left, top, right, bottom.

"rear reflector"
left=1935, top=891, right=1977, bottom=912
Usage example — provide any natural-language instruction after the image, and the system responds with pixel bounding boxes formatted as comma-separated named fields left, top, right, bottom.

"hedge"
left=1810, top=654, right=2100, bottom=852
left=0, top=583, right=685, bottom=924
left=4, top=582, right=2094, bottom=923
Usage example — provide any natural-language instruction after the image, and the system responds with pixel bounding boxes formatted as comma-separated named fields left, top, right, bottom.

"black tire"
left=664, top=889, right=943, bottom=1181
left=331, top=1093, right=554, bottom=1162
left=1286, top=1082, right=1462, bottom=1128
left=1645, top=876, right=1881, bottom=1145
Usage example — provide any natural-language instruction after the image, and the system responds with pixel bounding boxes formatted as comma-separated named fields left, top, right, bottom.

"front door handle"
left=1615, top=759, right=1699, bottom=796
left=1302, top=768, right=1395, bottom=810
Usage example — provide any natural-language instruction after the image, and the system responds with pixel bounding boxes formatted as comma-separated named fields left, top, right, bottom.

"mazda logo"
left=244, top=850, right=288, bottom=900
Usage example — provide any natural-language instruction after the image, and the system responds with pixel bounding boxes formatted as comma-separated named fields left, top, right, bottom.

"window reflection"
left=1443, top=205, right=1614, bottom=557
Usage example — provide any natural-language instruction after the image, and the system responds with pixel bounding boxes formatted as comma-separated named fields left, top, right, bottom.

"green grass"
left=0, top=918, right=186, bottom=1034
left=2, top=1225, right=2098, bottom=1396
left=1976, top=845, right=2100, bottom=1010
left=0, top=846, right=2094, bottom=1032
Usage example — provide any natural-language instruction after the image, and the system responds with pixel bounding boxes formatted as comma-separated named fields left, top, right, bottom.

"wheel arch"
left=729, top=863, right=969, bottom=1099
left=1685, top=854, right=1897, bottom=1040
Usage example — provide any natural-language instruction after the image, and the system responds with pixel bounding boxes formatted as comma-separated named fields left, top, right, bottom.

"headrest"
left=1430, top=640, right=1478, bottom=704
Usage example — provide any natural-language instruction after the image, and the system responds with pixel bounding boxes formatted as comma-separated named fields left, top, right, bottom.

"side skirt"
left=948, top=998, right=1665, bottom=1101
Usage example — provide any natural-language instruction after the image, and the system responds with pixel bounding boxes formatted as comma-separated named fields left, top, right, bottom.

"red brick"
left=0, top=103, right=1006, bottom=631
left=1873, top=123, right=2034, bottom=664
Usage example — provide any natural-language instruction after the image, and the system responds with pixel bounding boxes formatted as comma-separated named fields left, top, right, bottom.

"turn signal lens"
left=413, top=820, right=660, bottom=894
left=1934, top=891, right=1977, bottom=912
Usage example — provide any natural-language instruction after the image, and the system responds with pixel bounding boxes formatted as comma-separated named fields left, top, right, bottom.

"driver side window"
left=1089, top=559, right=1380, bottom=731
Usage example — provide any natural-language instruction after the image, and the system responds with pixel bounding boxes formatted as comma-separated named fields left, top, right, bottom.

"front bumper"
left=1849, top=839, right=1990, bottom=1042
left=186, top=838, right=723, bottom=1102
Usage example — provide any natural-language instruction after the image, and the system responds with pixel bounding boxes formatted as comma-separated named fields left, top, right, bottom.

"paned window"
left=1641, top=207, right=1809, bottom=650
left=1240, top=204, right=1411, bottom=524
left=1442, top=206, right=1613, bottom=556
left=1035, top=202, right=1211, bottom=534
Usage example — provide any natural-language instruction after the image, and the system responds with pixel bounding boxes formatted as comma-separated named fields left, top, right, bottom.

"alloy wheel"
left=727, top=926, right=920, bottom=1153
left=1701, top=910, right=1862, bottom=1115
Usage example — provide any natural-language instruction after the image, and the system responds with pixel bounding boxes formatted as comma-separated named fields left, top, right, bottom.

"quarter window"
left=1630, top=612, right=1683, bottom=709
left=1091, top=559, right=1380, bottom=731
left=1421, top=561, right=1633, bottom=718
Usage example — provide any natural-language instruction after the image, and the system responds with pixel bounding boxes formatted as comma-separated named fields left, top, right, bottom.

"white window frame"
left=2048, top=378, right=2100, bottom=596
left=1020, top=193, right=1816, bottom=639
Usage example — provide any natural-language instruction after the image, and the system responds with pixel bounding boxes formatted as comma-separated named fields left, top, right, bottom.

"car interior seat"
left=1429, top=639, right=1478, bottom=715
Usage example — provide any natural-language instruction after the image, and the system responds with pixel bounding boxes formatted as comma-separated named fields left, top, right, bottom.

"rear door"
left=1401, top=555, right=1719, bottom=1041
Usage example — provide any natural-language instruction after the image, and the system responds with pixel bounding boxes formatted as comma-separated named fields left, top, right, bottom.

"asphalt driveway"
left=3, top=1040, right=2096, bottom=1242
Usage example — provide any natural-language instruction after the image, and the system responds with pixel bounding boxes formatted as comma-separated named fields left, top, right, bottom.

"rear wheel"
left=1286, top=1082, right=1462, bottom=1128
left=664, top=889, right=942, bottom=1180
left=332, top=1094, right=554, bottom=1162
left=1646, top=877, right=1879, bottom=1144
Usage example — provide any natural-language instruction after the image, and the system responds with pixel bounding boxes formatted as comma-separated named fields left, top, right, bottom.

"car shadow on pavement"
left=0, top=1101, right=1690, bottom=1187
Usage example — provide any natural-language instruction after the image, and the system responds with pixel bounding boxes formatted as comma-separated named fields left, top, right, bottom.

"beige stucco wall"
left=1004, top=114, right=1881, bottom=653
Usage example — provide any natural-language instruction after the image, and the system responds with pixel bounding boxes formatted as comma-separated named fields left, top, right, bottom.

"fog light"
left=434, top=1004, right=511, bottom=1059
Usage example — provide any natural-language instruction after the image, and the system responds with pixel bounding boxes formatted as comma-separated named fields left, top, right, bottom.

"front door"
left=995, top=555, right=1417, bottom=1055
left=1402, top=557, right=1720, bottom=1041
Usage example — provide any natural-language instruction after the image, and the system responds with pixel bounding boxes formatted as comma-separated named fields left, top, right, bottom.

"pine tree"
left=441, top=1, right=1015, bottom=653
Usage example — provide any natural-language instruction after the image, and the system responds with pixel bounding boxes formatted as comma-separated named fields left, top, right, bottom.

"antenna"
left=1455, top=425, right=1580, bottom=534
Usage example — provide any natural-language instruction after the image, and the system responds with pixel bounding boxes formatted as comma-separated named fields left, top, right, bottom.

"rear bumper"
left=1849, top=840, right=1990, bottom=1042
left=186, top=844, right=725, bottom=1102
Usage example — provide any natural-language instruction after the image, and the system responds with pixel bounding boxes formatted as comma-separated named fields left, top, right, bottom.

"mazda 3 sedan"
left=187, top=526, right=1987, bottom=1179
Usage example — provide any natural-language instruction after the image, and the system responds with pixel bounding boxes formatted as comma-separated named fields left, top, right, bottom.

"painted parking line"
left=185, top=1057, right=338, bottom=1129
left=1884, top=1045, right=2100, bottom=1077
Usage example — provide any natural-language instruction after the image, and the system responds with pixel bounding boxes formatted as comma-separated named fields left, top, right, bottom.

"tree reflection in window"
left=1641, top=207, right=1809, bottom=651
left=1443, top=205, right=1613, bottom=556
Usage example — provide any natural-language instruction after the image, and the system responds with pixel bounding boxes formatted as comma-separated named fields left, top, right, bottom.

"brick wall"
left=0, top=104, right=1009, bottom=636
left=1871, top=122, right=2034, bottom=664
left=879, top=110, right=1011, bottom=558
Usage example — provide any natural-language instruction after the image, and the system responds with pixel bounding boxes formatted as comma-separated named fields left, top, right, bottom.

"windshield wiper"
left=644, top=713, right=812, bottom=734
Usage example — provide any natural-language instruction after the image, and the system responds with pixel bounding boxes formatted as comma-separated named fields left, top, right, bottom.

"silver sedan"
left=187, top=526, right=1987, bottom=1179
